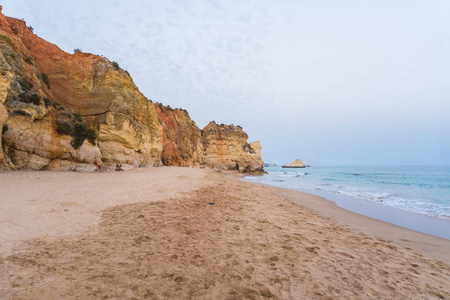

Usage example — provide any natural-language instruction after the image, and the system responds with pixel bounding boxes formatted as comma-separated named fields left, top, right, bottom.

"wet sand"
left=0, top=168, right=449, bottom=299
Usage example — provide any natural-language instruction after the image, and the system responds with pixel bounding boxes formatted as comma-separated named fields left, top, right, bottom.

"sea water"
left=243, top=166, right=450, bottom=238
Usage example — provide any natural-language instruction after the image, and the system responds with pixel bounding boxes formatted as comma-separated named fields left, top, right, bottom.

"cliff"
left=202, top=121, right=263, bottom=173
left=154, top=104, right=204, bottom=167
left=154, top=108, right=263, bottom=173
left=0, top=7, right=263, bottom=173
left=0, top=11, right=102, bottom=171
left=0, top=8, right=161, bottom=170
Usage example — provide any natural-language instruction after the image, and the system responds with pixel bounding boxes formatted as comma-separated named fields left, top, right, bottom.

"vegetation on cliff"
left=55, top=110, right=97, bottom=149
left=0, top=7, right=263, bottom=172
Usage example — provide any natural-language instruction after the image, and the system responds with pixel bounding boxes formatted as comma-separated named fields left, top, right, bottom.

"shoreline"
left=271, top=185, right=450, bottom=264
left=1, top=168, right=449, bottom=298
left=235, top=175, right=450, bottom=264
left=242, top=172, right=450, bottom=240
left=308, top=188, right=450, bottom=239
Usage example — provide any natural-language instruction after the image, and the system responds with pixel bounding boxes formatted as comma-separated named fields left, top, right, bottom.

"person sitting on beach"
left=115, top=164, right=124, bottom=171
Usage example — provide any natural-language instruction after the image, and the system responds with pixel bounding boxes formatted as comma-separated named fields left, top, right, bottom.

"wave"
left=270, top=172, right=307, bottom=178
left=244, top=167, right=450, bottom=220
left=326, top=187, right=450, bottom=220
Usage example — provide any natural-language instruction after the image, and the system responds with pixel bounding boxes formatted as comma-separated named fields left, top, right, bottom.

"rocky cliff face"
left=0, top=13, right=102, bottom=171
left=154, top=107, right=263, bottom=173
left=0, top=7, right=263, bottom=172
left=202, top=122, right=264, bottom=173
left=154, top=104, right=204, bottom=167
left=0, top=7, right=160, bottom=170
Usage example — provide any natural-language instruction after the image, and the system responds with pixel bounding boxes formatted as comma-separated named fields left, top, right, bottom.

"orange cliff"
left=154, top=104, right=204, bottom=167
left=0, top=6, right=264, bottom=172
left=202, top=122, right=263, bottom=173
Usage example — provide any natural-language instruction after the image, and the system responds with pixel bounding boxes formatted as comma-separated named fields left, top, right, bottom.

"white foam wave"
left=243, top=169, right=450, bottom=220
left=334, top=188, right=450, bottom=219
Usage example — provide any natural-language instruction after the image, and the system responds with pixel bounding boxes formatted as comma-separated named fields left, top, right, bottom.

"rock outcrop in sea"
left=282, top=159, right=305, bottom=168
left=0, top=7, right=263, bottom=173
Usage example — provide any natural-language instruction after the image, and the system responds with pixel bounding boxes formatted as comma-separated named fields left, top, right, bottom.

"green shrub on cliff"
left=55, top=122, right=72, bottom=135
left=41, top=73, right=50, bottom=88
left=18, top=77, right=33, bottom=91
left=27, top=94, right=40, bottom=105
left=16, top=93, right=40, bottom=106
left=10, top=110, right=31, bottom=117
left=24, top=56, right=33, bottom=65
left=2, top=124, right=8, bottom=151
left=72, top=122, right=97, bottom=149
left=55, top=112, right=97, bottom=149
left=44, top=97, right=62, bottom=110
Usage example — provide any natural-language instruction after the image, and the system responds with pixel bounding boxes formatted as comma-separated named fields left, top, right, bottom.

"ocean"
left=243, top=166, right=450, bottom=239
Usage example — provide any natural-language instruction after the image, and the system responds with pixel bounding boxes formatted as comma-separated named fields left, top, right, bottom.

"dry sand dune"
left=0, top=168, right=449, bottom=299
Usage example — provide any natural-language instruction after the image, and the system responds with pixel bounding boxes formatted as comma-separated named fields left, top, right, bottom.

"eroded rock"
left=202, top=121, right=263, bottom=173
left=0, top=7, right=264, bottom=172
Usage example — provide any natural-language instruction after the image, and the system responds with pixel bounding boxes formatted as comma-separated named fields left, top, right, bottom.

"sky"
left=2, top=0, right=450, bottom=165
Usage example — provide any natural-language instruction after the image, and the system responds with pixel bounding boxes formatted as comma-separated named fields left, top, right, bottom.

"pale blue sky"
left=2, top=1, right=449, bottom=165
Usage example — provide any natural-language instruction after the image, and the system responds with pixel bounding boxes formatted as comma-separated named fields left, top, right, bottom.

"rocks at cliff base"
left=0, top=8, right=264, bottom=173
left=282, top=159, right=305, bottom=168
left=3, top=112, right=102, bottom=171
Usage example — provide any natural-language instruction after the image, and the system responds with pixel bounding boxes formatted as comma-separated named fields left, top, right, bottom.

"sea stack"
left=282, top=159, right=305, bottom=168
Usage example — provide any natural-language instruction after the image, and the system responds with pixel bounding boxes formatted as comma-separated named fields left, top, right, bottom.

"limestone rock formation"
left=0, top=6, right=264, bottom=173
left=0, top=7, right=160, bottom=170
left=0, top=12, right=102, bottom=171
left=154, top=104, right=204, bottom=167
left=282, top=159, right=305, bottom=168
left=0, top=44, right=12, bottom=169
left=154, top=110, right=263, bottom=173
left=202, top=121, right=263, bottom=173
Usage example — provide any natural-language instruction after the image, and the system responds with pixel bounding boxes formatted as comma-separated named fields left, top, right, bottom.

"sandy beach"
left=0, top=167, right=449, bottom=299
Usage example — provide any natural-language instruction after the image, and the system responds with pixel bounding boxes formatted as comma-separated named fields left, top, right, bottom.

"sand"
left=0, top=168, right=449, bottom=299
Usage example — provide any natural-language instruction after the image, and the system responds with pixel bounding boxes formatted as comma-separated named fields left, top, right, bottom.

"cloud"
left=2, top=0, right=450, bottom=165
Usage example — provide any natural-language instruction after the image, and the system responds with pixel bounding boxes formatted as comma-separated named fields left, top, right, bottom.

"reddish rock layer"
left=0, top=7, right=263, bottom=172
left=0, top=8, right=161, bottom=169
left=154, top=104, right=204, bottom=167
